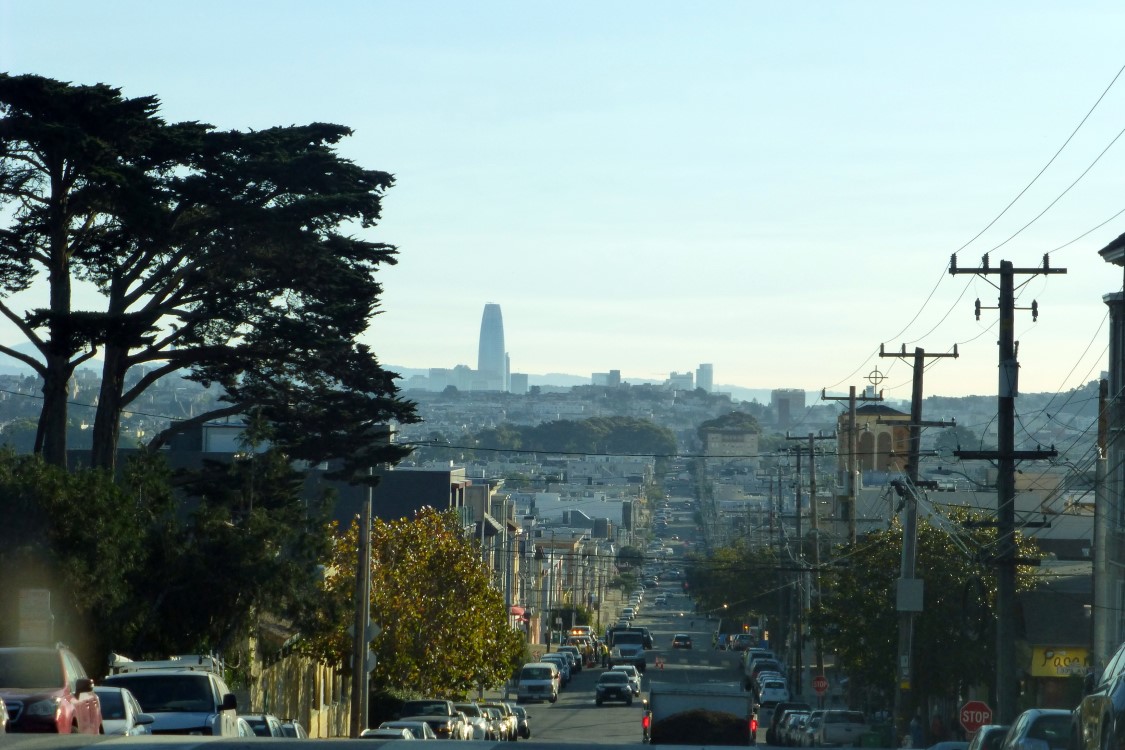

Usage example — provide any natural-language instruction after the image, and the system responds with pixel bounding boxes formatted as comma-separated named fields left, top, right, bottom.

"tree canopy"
left=474, top=416, right=677, bottom=456
left=808, top=508, right=1041, bottom=711
left=0, top=73, right=416, bottom=477
left=305, top=508, right=525, bottom=697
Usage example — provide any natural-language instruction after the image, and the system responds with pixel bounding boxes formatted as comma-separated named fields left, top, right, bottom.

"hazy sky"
left=4, top=2, right=1125, bottom=400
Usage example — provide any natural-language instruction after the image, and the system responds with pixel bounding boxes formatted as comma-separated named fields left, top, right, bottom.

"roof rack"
left=107, top=653, right=224, bottom=676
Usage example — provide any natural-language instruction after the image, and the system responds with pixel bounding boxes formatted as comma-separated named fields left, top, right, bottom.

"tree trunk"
left=90, top=345, right=129, bottom=471
left=38, top=352, right=72, bottom=467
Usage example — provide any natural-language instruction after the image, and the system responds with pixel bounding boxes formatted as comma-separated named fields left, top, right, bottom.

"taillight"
left=750, top=717, right=759, bottom=734
left=642, top=714, right=652, bottom=730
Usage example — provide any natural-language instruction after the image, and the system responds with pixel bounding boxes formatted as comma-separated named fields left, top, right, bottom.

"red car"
left=672, top=634, right=693, bottom=649
left=0, top=645, right=103, bottom=734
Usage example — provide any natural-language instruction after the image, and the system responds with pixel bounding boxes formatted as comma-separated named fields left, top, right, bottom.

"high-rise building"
left=668, top=371, right=694, bottom=391
left=477, top=303, right=506, bottom=391
left=771, top=388, right=807, bottom=431
left=696, top=363, right=714, bottom=392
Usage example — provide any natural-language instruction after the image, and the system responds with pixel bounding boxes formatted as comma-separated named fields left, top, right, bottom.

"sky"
left=3, top=2, right=1125, bottom=400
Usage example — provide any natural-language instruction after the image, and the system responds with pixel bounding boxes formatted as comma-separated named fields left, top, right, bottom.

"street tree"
left=0, top=74, right=416, bottom=476
left=307, top=508, right=524, bottom=697
left=808, top=508, right=1040, bottom=708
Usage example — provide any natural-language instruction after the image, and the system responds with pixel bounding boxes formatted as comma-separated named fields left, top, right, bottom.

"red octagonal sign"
left=960, top=700, right=993, bottom=734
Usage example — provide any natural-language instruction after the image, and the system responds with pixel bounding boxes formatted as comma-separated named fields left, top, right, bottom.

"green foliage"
left=474, top=417, right=676, bottom=456
left=934, top=425, right=983, bottom=456
left=0, top=73, right=417, bottom=475
left=617, top=545, right=645, bottom=569
left=808, top=508, right=1040, bottom=708
left=308, top=508, right=524, bottom=697
left=697, top=411, right=763, bottom=443
left=120, top=448, right=335, bottom=658
left=0, top=450, right=151, bottom=661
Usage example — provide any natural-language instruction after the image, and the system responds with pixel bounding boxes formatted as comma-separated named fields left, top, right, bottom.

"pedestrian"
left=909, top=713, right=924, bottom=749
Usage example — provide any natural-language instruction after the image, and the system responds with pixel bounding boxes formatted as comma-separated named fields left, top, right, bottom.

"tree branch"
left=145, top=404, right=246, bottom=452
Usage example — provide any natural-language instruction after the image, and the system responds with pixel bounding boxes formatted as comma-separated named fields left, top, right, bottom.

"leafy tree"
left=0, top=74, right=417, bottom=477
left=697, top=411, right=763, bottom=444
left=934, top=425, right=982, bottom=456
left=617, top=545, right=645, bottom=569
left=0, top=450, right=153, bottom=664
left=118, top=446, right=335, bottom=658
left=808, top=508, right=1040, bottom=711
left=307, top=508, right=524, bottom=697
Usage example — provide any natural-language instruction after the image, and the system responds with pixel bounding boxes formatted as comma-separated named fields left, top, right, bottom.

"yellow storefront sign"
left=1030, top=647, right=1090, bottom=677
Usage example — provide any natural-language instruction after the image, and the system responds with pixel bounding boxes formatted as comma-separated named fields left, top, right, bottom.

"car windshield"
left=522, top=667, right=553, bottom=680
left=104, top=674, right=214, bottom=713
left=0, top=650, right=62, bottom=689
left=401, top=700, right=450, bottom=716
left=600, top=672, right=628, bottom=683
left=97, top=690, right=126, bottom=719
left=1029, top=715, right=1071, bottom=748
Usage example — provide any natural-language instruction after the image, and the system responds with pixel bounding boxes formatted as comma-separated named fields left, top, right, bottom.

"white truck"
left=642, top=681, right=758, bottom=745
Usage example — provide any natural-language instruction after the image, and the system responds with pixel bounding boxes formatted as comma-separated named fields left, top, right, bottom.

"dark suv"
left=0, top=645, right=103, bottom=734
left=1071, top=640, right=1125, bottom=750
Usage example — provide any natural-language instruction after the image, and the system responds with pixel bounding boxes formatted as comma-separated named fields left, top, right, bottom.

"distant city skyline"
left=4, top=3, right=1125, bottom=399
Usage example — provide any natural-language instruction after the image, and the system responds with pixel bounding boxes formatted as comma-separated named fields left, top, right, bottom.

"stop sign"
left=960, top=700, right=993, bottom=734
left=812, top=675, right=829, bottom=695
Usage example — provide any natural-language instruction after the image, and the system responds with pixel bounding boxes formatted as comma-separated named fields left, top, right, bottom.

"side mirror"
left=135, top=713, right=155, bottom=727
left=76, top=677, right=94, bottom=695
left=220, top=693, right=237, bottom=712
left=1083, top=672, right=1095, bottom=695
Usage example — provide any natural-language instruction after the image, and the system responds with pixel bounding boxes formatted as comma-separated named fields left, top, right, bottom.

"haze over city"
left=3, top=2, right=1125, bottom=399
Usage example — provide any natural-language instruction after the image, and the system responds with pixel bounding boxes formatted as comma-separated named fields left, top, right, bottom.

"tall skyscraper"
left=696, top=363, right=714, bottom=392
left=477, top=303, right=507, bottom=391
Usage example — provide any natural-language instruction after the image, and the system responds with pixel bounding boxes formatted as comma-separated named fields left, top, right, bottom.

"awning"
left=510, top=606, right=526, bottom=616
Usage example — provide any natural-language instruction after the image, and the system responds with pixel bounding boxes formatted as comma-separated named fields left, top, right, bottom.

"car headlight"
left=26, top=697, right=61, bottom=717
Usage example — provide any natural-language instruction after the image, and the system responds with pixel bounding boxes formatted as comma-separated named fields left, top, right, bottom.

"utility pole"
left=880, top=344, right=958, bottom=740
left=785, top=432, right=834, bottom=695
left=349, top=487, right=373, bottom=737
left=821, top=386, right=884, bottom=543
left=950, top=255, right=1063, bottom=724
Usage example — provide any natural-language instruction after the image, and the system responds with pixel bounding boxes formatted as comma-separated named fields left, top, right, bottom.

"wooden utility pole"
left=785, top=432, right=834, bottom=691
left=821, top=386, right=883, bottom=543
left=950, top=254, right=1062, bottom=724
left=880, top=344, right=958, bottom=740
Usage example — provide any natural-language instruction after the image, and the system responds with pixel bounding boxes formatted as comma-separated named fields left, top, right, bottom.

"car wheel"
left=549, top=694, right=557, bottom=704
left=597, top=699, right=603, bottom=706
left=627, top=697, right=634, bottom=706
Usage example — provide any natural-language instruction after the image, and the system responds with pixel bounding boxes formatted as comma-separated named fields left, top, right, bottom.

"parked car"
left=280, top=720, right=308, bottom=738
left=454, top=702, right=492, bottom=739
left=611, top=664, right=643, bottom=695
left=595, top=670, right=634, bottom=706
left=801, top=710, right=825, bottom=747
left=363, top=726, right=415, bottom=739
left=479, top=701, right=518, bottom=741
left=236, top=717, right=255, bottom=737
left=240, top=712, right=284, bottom=737
left=998, top=708, right=1070, bottom=750
left=767, top=701, right=813, bottom=745
left=781, top=710, right=812, bottom=746
left=101, top=654, right=238, bottom=737
left=480, top=706, right=506, bottom=740
left=512, top=704, right=530, bottom=739
left=400, top=713, right=465, bottom=740
left=380, top=719, right=438, bottom=740
left=557, top=646, right=582, bottom=673
left=1072, top=639, right=1125, bottom=750
left=94, top=686, right=153, bottom=736
left=398, top=697, right=471, bottom=739
left=758, top=677, right=791, bottom=706
left=540, top=653, right=571, bottom=685
left=967, top=725, right=1010, bottom=750
left=672, top=633, right=693, bottom=649
left=814, top=709, right=868, bottom=747
left=0, top=645, right=103, bottom=734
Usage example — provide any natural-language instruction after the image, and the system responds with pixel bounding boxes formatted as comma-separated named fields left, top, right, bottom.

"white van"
left=516, top=662, right=559, bottom=704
